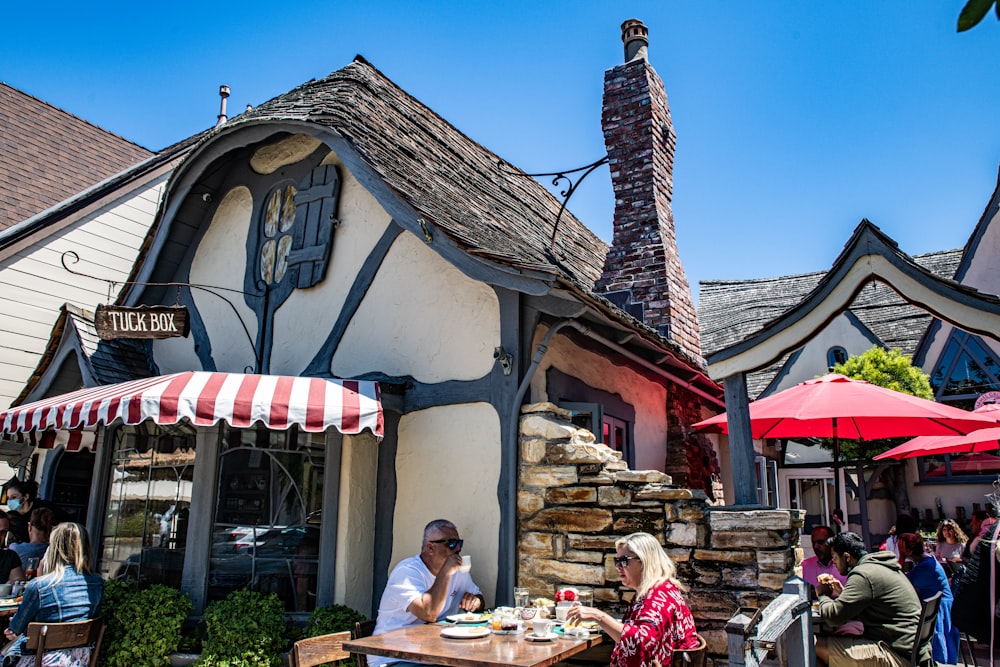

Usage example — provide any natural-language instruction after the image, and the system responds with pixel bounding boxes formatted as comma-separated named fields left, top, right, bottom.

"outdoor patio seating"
left=909, top=591, right=942, bottom=667
left=670, top=632, right=707, bottom=666
left=24, top=616, right=106, bottom=667
left=290, top=630, right=351, bottom=667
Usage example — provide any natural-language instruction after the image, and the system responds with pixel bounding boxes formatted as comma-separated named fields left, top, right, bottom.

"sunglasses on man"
left=430, top=538, right=464, bottom=550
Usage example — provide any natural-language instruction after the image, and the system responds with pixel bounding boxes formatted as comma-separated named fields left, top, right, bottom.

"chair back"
left=351, top=619, right=377, bottom=666
left=910, top=591, right=942, bottom=666
left=290, top=630, right=351, bottom=667
left=25, top=617, right=105, bottom=667
left=670, top=633, right=707, bottom=667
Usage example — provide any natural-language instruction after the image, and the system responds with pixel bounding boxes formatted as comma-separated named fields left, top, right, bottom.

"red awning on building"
left=0, top=372, right=383, bottom=438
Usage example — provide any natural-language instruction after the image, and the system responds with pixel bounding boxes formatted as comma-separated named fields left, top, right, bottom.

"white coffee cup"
left=532, top=618, right=552, bottom=636
left=0, top=584, right=11, bottom=597
left=460, top=555, right=472, bottom=573
left=555, top=603, right=571, bottom=622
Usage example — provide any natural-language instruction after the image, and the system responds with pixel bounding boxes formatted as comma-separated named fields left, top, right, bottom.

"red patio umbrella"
left=874, top=428, right=1000, bottom=461
left=693, top=373, right=998, bottom=546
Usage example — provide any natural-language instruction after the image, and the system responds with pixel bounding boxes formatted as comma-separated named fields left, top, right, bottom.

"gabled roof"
left=15, top=304, right=155, bottom=406
left=699, top=248, right=962, bottom=397
left=126, top=57, right=716, bottom=385
left=216, top=57, right=609, bottom=291
left=0, top=83, right=153, bottom=231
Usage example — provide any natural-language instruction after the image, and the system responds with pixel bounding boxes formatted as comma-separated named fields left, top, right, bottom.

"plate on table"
left=491, top=626, right=524, bottom=636
left=440, top=626, right=491, bottom=640
left=525, top=632, right=558, bottom=642
left=445, top=612, right=488, bottom=624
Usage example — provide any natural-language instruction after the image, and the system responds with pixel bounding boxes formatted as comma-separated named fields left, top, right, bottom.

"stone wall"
left=517, top=403, right=803, bottom=664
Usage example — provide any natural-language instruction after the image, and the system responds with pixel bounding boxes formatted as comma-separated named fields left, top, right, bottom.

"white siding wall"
left=0, top=177, right=166, bottom=408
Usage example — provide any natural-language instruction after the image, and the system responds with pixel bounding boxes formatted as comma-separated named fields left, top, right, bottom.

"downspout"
left=564, top=321, right=724, bottom=408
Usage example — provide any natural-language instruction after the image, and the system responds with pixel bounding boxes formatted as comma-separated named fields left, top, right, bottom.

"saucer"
left=440, top=626, right=491, bottom=639
left=525, top=632, right=558, bottom=642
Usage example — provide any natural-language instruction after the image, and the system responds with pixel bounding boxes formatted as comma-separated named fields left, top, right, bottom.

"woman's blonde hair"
left=615, top=531, right=685, bottom=597
left=41, top=522, right=93, bottom=579
left=936, top=519, right=968, bottom=545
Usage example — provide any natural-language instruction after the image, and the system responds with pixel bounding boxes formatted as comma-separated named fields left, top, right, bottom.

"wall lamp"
left=493, top=346, right=513, bottom=376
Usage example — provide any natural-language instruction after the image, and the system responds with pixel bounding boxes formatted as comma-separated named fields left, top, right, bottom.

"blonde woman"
left=934, top=519, right=967, bottom=562
left=566, top=532, right=698, bottom=667
left=3, top=523, right=103, bottom=666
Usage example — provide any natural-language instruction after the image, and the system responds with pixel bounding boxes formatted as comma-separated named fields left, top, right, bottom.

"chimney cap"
left=621, top=18, right=649, bottom=62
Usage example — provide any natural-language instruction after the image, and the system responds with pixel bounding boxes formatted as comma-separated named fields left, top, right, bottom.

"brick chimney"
left=595, top=19, right=702, bottom=363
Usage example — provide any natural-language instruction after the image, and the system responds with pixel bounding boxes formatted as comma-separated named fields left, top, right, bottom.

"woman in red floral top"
left=566, top=532, right=699, bottom=667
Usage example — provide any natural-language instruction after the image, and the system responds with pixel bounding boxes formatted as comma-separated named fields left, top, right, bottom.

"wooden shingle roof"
left=221, top=57, right=610, bottom=295
left=0, top=83, right=152, bottom=231
left=698, top=249, right=963, bottom=397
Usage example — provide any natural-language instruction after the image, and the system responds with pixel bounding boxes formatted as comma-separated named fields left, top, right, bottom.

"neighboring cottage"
left=1, top=22, right=737, bottom=621
left=697, top=169, right=1000, bottom=542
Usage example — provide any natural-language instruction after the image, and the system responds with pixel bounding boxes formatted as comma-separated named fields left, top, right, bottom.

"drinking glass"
left=577, top=587, right=594, bottom=608
left=513, top=587, right=530, bottom=608
left=25, top=557, right=39, bottom=580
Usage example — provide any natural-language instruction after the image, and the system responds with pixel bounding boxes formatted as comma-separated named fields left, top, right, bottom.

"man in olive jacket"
left=814, top=532, right=929, bottom=667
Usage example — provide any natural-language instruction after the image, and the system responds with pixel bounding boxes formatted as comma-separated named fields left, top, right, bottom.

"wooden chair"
left=290, top=630, right=351, bottom=667
left=351, top=620, right=377, bottom=666
left=909, top=591, right=942, bottom=667
left=670, top=633, right=707, bottom=667
left=24, top=617, right=105, bottom=667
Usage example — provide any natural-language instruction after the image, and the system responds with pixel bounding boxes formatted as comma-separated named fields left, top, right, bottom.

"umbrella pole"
left=832, top=424, right=841, bottom=526
left=857, top=463, right=872, bottom=549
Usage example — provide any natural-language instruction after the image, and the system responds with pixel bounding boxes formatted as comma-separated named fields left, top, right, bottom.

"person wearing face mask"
left=4, top=481, right=63, bottom=545
left=814, top=532, right=927, bottom=667
left=898, top=532, right=958, bottom=665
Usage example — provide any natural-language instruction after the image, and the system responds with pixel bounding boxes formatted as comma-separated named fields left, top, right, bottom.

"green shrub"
left=103, top=579, right=193, bottom=667
left=197, top=589, right=285, bottom=667
left=306, top=604, right=368, bottom=637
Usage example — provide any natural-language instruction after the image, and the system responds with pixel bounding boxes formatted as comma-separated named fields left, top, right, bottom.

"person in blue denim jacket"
left=2, top=523, right=103, bottom=667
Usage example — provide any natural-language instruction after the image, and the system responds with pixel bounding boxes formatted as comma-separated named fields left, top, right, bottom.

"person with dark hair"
left=4, top=480, right=62, bottom=545
left=964, top=509, right=997, bottom=560
left=814, top=532, right=928, bottom=667
left=11, top=508, right=55, bottom=572
left=801, top=526, right=846, bottom=589
left=952, top=518, right=1000, bottom=651
left=885, top=513, right=917, bottom=559
left=0, top=512, right=24, bottom=584
left=934, top=519, right=968, bottom=563
left=898, top=533, right=958, bottom=665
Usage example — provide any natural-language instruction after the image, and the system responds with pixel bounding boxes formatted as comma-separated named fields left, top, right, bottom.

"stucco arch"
left=707, top=220, right=1000, bottom=504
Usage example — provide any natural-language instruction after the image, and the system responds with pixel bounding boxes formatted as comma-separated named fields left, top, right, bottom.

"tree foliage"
left=827, top=346, right=933, bottom=460
left=959, top=0, right=999, bottom=31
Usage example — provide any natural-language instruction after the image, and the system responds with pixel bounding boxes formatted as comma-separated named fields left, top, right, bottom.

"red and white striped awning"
left=0, top=372, right=383, bottom=438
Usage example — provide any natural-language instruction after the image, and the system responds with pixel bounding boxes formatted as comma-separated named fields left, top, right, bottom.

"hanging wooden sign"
left=95, top=305, right=190, bottom=340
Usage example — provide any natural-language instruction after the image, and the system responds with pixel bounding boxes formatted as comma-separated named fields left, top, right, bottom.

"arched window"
left=827, top=346, right=848, bottom=369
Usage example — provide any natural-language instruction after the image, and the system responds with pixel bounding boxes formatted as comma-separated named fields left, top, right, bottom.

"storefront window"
left=100, top=423, right=196, bottom=587
left=209, top=425, right=324, bottom=612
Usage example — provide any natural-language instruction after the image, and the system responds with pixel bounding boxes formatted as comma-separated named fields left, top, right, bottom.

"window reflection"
left=100, top=424, right=195, bottom=588
left=209, top=425, right=324, bottom=612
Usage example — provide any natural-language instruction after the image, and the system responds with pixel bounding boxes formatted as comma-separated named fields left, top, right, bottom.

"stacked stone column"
left=517, top=402, right=802, bottom=661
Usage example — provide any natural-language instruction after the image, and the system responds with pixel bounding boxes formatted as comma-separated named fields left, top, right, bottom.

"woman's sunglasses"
left=613, top=555, right=639, bottom=568
left=430, top=538, right=464, bottom=550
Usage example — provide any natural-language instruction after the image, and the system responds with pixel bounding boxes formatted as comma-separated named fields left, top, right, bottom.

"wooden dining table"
left=342, top=621, right=604, bottom=667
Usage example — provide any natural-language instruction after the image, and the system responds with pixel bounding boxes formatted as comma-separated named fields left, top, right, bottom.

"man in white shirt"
left=369, top=519, right=484, bottom=667
left=801, top=526, right=847, bottom=590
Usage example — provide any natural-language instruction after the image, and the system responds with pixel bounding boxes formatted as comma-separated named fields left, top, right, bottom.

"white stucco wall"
left=528, top=326, right=669, bottom=472
left=269, top=152, right=392, bottom=376
left=335, top=232, right=500, bottom=383
left=391, top=403, right=501, bottom=607
left=769, top=314, right=878, bottom=393
left=335, top=433, right=379, bottom=613
left=154, top=185, right=258, bottom=374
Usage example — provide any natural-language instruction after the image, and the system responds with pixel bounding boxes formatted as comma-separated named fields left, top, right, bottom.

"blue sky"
left=4, top=2, right=999, bottom=301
